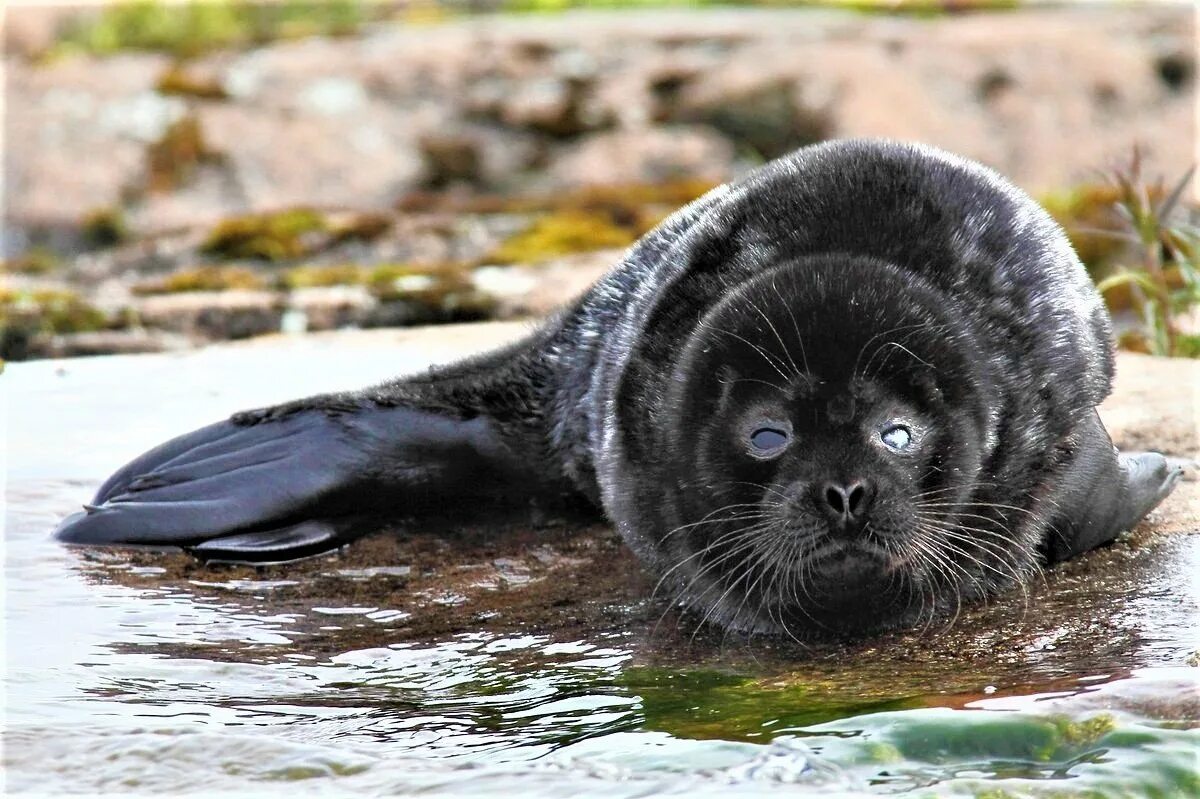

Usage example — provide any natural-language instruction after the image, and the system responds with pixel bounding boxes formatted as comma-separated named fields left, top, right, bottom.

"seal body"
left=54, top=139, right=1182, bottom=637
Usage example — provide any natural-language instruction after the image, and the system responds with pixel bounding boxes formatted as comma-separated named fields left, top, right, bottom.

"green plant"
left=1091, top=149, right=1199, bottom=358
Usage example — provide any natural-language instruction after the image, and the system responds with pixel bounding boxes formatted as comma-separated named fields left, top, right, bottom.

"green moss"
left=201, top=209, right=327, bottom=262
left=81, top=207, right=131, bottom=248
left=146, top=114, right=222, bottom=193
left=501, top=0, right=1018, bottom=16
left=399, top=178, right=717, bottom=221
left=132, top=265, right=267, bottom=295
left=368, top=262, right=497, bottom=320
left=200, top=209, right=389, bottom=263
left=327, top=211, right=393, bottom=244
left=155, top=63, right=229, bottom=100
left=0, top=288, right=109, bottom=335
left=2, top=247, right=61, bottom=275
left=488, top=210, right=637, bottom=265
left=281, top=263, right=367, bottom=290
left=51, top=0, right=376, bottom=60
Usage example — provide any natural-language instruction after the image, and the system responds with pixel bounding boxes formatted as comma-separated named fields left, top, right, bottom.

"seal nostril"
left=847, top=483, right=865, bottom=515
left=825, top=486, right=846, bottom=514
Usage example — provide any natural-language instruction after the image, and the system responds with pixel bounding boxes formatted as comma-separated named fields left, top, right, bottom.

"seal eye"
left=750, top=426, right=790, bottom=454
left=880, top=424, right=912, bottom=451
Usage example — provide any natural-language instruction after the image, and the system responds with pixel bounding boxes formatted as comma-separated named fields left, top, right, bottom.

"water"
left=4, top=328, right=1198, bottom=797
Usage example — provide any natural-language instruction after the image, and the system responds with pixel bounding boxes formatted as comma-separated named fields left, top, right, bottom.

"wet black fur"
left=54, top=139, right=1178, bottom=637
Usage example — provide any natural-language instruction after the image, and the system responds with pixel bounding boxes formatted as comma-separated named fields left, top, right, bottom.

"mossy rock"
left=281, top=263, right=369, bottom=290
left=398, top=179, right=717, bottom=221
left=202, top=209, right=390, bottom=263
left=2, top=247, right=61, bottom=275
left=0, top=288, right=112, bottom=360
left=81, top=207, right=132, bottom=248
left=326, top=211, right=393, bottom=244
left=146, top=114, right=222, bottom=194
left=201, top=209, right=328, bottom=262
left=487, top=210, right=636, bottom=265
left=155, top=63, right=229, bottom=100
left=132, top=265, right=267, bottom=295
left=367, top=262, right=497, bottom=323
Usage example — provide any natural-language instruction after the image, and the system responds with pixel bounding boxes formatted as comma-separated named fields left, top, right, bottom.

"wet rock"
left=134, top=290, right=284, bottom=341
left=39, top=328, right=193, bottom=358
left=286, top=285, right=377, bottom=331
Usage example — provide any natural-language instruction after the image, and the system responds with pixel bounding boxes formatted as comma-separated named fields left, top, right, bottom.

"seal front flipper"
left=1042, top=411, right=1185, bottom=563
left=53, top=401, right=556, bottom=563
left=1109, top=452, right=1186, bottom=533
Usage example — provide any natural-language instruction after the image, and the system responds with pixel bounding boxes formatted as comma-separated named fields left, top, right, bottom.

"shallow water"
left=4, top=330, right=1199, bottom=797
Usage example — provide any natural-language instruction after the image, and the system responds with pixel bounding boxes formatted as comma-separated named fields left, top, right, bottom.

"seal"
left=53, top=139, right=1183, bottom=637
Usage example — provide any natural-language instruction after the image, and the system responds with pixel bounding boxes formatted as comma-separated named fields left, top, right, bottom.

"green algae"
left=621, top=666, right=924, bottom=741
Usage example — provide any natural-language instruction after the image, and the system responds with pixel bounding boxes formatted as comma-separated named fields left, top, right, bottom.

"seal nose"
left=818, top=480, right=873, bottom=529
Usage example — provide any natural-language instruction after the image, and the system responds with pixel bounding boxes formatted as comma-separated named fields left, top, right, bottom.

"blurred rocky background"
left=2, top=0, right=1195, bottom=360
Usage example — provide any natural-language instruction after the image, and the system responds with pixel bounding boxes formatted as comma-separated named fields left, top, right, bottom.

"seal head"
left=613, top=254, right=1013, bottom=635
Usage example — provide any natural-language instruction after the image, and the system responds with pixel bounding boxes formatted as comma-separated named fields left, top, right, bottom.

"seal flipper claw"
left=187, top=521, right=340, bottom=565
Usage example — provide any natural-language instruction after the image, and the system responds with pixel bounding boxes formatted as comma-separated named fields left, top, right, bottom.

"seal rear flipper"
left=53, top=402, right=548, bottom=560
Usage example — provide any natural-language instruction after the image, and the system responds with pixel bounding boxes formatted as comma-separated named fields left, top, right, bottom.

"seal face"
left=52, top=139, right=1184, bottom=640
left=609, top=255, right=1006, bottom=635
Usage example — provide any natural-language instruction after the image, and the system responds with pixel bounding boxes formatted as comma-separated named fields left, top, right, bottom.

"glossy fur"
left=54, top=139, right=1182, bottom=637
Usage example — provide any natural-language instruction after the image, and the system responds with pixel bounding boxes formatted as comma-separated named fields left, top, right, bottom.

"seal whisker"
left=851, top=321, right=929, bottom=382
left=745, top=295, right=805, bottom=382
left=769, top=277, right=811, bottom=377
left=706, top=324, right=795, bottom=386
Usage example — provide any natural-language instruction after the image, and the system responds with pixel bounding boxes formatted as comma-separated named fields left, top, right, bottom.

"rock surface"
left=6, top=6, right=1193, bottom=235
left=4, top=6, right=1194, bottom=362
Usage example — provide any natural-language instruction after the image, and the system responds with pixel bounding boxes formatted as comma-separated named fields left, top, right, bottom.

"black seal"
left=54, top=139, right=1183, bottom=637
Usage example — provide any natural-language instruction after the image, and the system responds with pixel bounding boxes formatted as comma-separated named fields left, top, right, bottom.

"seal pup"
left=54, top=139, right=1183, bottom=636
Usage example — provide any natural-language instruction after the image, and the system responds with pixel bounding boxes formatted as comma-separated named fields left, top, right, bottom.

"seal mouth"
left=796, top=537, right=911, bottom=591
left=804, top=535, right=908, bottom=568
